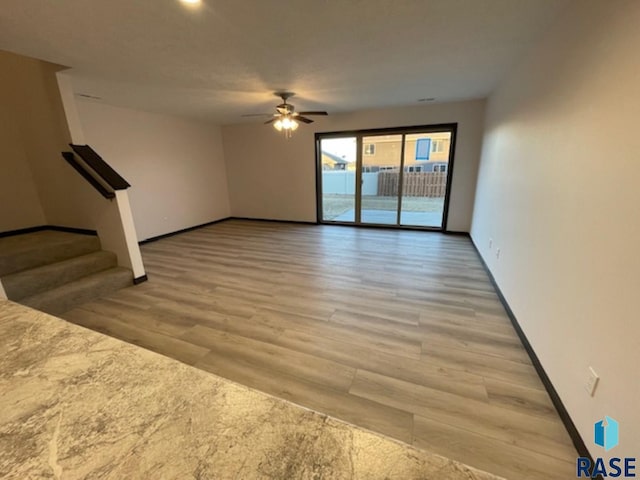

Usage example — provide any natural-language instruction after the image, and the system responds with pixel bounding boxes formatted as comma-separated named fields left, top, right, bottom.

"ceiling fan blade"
left=264, top=118, right=277, bottom=124
left=298, top=111, right=328, bottom=116
left=295, top=116, right=314, bottom=124
left=241, top=113, right=272, bottom=117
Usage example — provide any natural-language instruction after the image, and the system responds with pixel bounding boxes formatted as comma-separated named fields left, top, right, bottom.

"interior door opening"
left=316, top=124, right=456, bottom=231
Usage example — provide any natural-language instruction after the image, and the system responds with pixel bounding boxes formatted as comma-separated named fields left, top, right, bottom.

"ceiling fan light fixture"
left=243, top=92, right=328, bottom=137
left=273, top=115, right=298, bottom=134
left=281, top=117, right=293, bottom=129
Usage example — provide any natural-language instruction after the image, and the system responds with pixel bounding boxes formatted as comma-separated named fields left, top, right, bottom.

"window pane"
left=400, top=132, right=451, bottom=227
left=416, top=138, right=431, bottom=160
left=321, top=137, right=357, bottom=222
left=360, top=134, right=402, bottom=225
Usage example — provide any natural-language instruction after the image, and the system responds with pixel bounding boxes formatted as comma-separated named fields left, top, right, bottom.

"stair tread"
left=0, top=230, right=95, bottom=254
left=22, top=267, right=133, bottom=315
left=0, top=230, right=101, bottom=276
left=3, top=251, right=118, bottom=301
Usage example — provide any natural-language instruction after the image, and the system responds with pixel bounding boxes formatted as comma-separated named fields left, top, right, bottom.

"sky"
left=320, top=137, right=356, bottom=163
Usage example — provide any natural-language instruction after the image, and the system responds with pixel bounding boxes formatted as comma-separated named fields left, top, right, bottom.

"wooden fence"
left=377, top=171, right=447, bottom=197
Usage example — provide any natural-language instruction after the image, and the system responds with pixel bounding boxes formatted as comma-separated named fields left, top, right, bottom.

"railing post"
left=114, top=190, right=145, bottom=279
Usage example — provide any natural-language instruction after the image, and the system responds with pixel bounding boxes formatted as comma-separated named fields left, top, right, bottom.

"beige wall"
left=0, top=50, right=69, bottom=232
left=0, top=49, right=230, bottom=246
left=0, top=50, right=148, bottom=275
left=76, top=100, right=231, bottom=241
left=0, top=108, right=45, bottom=230
left=0, top=50, right=117, bottom=235
left=14, top=59, right=101, bottom=232
left=471, top=0, right=640, bottom=458
left=223, top=99, right=485, bottom=231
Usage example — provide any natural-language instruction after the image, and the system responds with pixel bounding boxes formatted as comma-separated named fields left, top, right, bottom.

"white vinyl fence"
left=322, top=171, right=379, bottom=195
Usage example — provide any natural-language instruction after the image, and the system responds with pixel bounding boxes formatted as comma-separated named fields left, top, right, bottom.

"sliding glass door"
left=318, top=136, right=357, bottom=222
left=399, top=131, right=452, bottom=227
left=361, top=134, right=403, bottom=224
left=317, top=125, right=456, bottom=230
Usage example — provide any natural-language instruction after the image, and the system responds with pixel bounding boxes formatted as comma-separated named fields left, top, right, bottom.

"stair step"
left=21, top=267, right=133, bottom=316
left=2, top=251, right=118, bottom=301
left=0, top=230, right=101, bottom=276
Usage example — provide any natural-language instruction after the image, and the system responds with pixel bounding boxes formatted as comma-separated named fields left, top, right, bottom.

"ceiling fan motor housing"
left=276, top=103, right=294, bottom=115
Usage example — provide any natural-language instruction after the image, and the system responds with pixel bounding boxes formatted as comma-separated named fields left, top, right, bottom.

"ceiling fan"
left=242, top=92, right=328, bottom=136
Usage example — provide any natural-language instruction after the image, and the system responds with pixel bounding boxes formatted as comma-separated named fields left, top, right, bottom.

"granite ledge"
left=0, top=300, right=505, bottom=479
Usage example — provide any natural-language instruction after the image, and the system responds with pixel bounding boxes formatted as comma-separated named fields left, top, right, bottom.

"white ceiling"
left=0, top=0, right=569, bottom=124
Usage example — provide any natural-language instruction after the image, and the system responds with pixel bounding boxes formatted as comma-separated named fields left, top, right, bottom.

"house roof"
left=321, top=151, right=349, bottom=164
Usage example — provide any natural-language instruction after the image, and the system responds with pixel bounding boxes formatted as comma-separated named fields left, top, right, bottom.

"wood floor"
left=62, top=220, right=577, bottom=479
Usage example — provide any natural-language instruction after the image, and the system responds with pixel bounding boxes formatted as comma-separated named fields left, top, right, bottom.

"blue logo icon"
left=577, top=416, right=635, bottom=477
left=595, top=416, right=619, bottom=451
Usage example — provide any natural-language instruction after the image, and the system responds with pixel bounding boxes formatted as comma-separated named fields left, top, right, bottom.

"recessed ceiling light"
left=180, top=0, right=201, bottom=4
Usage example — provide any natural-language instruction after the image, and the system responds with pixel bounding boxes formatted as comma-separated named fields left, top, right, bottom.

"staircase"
left=0, top=230, right=133, bottom=315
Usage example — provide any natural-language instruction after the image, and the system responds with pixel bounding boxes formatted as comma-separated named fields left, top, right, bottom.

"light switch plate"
left=585, top=367, right=599, bottom=396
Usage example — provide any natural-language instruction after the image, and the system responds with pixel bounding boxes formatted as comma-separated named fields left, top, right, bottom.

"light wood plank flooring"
left=62, top=220, right=577, bottom=479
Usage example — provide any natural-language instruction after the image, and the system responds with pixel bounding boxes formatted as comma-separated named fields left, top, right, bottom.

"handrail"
left=62, top=152, right=115, bottom=199
left=70, top=144, right=130, bottom=190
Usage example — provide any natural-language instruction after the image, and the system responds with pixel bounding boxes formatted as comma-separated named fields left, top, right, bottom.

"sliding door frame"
left=396, top=134, right=407, bottom=225
left=315, top=123, right=458, bottom=232
left=355, top=136, right=363, bottom=224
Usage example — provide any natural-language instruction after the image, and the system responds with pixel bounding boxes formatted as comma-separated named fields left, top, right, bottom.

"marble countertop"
left=0, top=299, right=504, bottom=479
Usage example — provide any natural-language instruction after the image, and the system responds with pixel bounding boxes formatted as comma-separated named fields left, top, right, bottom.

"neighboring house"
left=323, top=133, right=451, bottom=173
left=321, top=151, right=351, bottom=170
left=362, top=132, right=452, bottom=172
left=404, top=162, right=448, bottom=173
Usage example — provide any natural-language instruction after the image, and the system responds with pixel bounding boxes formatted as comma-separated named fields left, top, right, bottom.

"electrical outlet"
left=496, top=248, right=500, bottom=259
left=585, top=367, right=599, bottom=396
left=489, top=238, right=493, bottom=249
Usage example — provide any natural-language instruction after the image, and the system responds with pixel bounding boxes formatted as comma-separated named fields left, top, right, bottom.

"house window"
left=364, top=144, right=375, bottom=155
left=432, top=139, right=446, bottom=153
left=433, top=164, right=447, bottom=173
left=415, top=138, right=431, bottom=160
